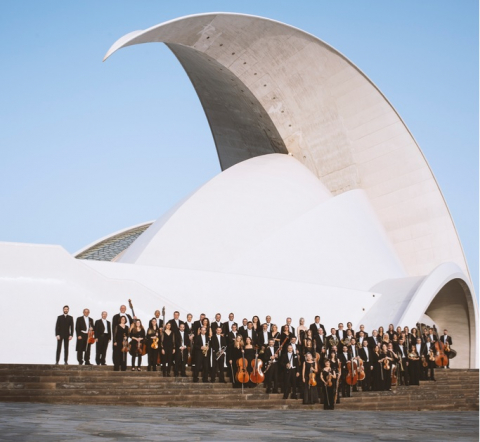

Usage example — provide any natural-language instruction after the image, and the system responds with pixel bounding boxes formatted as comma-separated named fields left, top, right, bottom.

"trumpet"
left=202, top=343, right=209, bottom=357
left=216, top=346, right=227, bottom=360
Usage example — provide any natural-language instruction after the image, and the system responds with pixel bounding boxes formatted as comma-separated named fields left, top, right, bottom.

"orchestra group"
left=55, top=304, right=455, bottom=410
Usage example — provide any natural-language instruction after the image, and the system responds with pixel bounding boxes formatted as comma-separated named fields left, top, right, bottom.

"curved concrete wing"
left=104, top=13, right=471, bottom=286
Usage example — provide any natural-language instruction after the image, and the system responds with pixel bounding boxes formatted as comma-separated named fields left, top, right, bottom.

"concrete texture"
left=0, top=403, right=477, bottom=441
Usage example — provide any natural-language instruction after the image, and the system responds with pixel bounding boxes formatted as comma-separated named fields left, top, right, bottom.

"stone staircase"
left=0, top=365, right=477, bottom=411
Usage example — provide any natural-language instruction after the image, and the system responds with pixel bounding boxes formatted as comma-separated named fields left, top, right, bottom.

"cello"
left=250, top=346, right=264, bottom=384
left=346, top=358, right=358, bottom=386
left=236, top=350, right=250, bottom=392
left=432, top=325, right=448, bottom=367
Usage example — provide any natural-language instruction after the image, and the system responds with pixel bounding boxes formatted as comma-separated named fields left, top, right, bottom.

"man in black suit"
left=184, top=313, right=194, bottom=336
left=326, top=328, right=340, bottom=351
left=396, top=337, right=408, bottom=386
left=281, top=344, right=299, bottom=399
left=309, top=316, right=326, bottom=337
left=153, top=310, right=164, bottom=330
left=168, top=311, right=184, bottom=334
left=55, top=305, right=74, bottom=365
left=368, top=329, right=380, bottom=349
left=193, top=326, right=210, bottom=382
left=238, top=318, right=249, bottom=336
left=94, top=311, right=111, bottom=365
left=192, top=313, right=206, bottom=336
left=356, top=324, right=369, bottom=339
left=359, top=339, right=373, bottom=391
left=282, top=317, right=296, bottom=338
left=263, top=339, right=279, bottom=394
left=241, top=321, right=257, bottom=345
left=257, top=323, right=270, bottom=349
left=337, top=323, right=347, bottom=344
left=422, top=337, right=436, bottom=381
left=175, top=323, right=188, bottom=377
left=211, top=313, right=224, bottom=336
left=222, top=312, right=238, bottom=336
left=75, top=308, right=94, bottom=365
left=441, top=329, right=453, bottom=368
left=338, top=345, right=351, bottom=398
left=210, top=327, right=227, bottom=383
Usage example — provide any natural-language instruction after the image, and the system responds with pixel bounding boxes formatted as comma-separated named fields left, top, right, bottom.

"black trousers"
left=194, top=353, right=209, bottom=381
left=56, top=337, right=70, bottom=363
left=340, top=371, right=351, bottom=397
left=265, top=363, right=278, bottom=392
left=95, top=335, right=110, bottom=365
left=174, top=348, right=188, bottom=375
left=211, top=354, right=225, bottom=382
left=283, top=368, right=297, bottom=398
left=77, top=340, right=91, bottom=364
left=113, top=345, right=127, bottom=371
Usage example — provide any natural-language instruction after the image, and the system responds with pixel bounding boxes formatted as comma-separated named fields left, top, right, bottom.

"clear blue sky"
left=0, top=1, right=478, bottom=295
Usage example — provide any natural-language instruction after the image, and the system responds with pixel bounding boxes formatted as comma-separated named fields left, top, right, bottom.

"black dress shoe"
left=64, top=362, right=68, bottom=365
left=55, top=362, right=59, bottom=365
left=85, top=362, right=92, bottom=365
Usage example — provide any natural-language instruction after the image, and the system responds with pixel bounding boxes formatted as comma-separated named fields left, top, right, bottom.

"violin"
left=357, top=357, right=366, bottom=381
left=236, top=350, right=250, bottom=384
left=383, top=355, right=390, bottom=370
left=87, top=327, right=95, bottom=345
left=309, top=366, right=317, bottom=387
left=250, top=346, right=265, bottom=384
left=121, top=334, right=129, bottom=353
left=326, top=372, right=333, bottom=387
left=346, top=359, right=358, bottom=385
left=151, top=336, right=159, bottom=349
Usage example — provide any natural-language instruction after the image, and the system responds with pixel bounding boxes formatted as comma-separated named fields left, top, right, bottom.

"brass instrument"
left=329, top=336, right=339, bottom=347
left=202, top=342, right=209, bottom=357
left=216, top=346, right=227, bottom=360
left=342, top=336, right=352, bottom=347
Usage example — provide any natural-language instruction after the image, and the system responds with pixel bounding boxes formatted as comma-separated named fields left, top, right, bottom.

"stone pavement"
left=0, top=403, right=477, bottom=441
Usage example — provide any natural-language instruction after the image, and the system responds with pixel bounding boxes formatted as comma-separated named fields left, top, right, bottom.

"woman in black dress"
left=113, top=316, right=129, bottom=371
left=129, top=319, right=145, bottom=371
left=377, top=343, right=393, bottom=391
left=271, top=325, right=281, bottom=352
left=320, top=360, right=336, bottom=409
left=378, top=326, right=385, bottom=342
left=251, top=316, right=260, bottom=336
left=146, top=318, right=160, bottom=372
left=408, top=344, right=420, bottom=385
left=387, top=324, right=395, bottom=341
left=161, top=322, right=176, bottom=376
left=302, top=353, right=319, bottom=404
left=229, top=336, right=244, bottom=388
left=371, top=344, right=382, bottom=391
left=328, top=351, right=340, bottom=404
left=244, top=337, right=256, bottom=388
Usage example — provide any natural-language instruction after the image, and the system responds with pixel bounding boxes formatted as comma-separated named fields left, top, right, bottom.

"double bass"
left=432, top=325, right=448, bottom=367
left=250, top=346, right=264, bottom=384
left=346, top=359, right=358, bottom=386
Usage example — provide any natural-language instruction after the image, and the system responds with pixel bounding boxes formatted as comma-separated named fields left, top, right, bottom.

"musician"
left=168, top=311, right=184, bottom=334
left=94, top=311, right=111, bottom=366
left=129, top=319, right=146, bottom=371
left=344, top=329, right=354, bottom=347
left=146, top=318, right=160, bottom=372
left=238, top=318, right=249, bottom=336
left=222, top=312, right=237, bottom=336
left=337, top=323, right=346, bottom=343
left=407, top=344, right=421, bottom=385
left=302, top=352, right=319, bottom=404
left=241, top=321, right=258, bottom=345
left=229, top=335, right=244, bottom=388
left=309, top=316, right=326, bottom=337
left=368, top=329, right=380, bottom=349
left=263, top=339, right=279, bottom=394
left=55, top=305, right=74, bottom=365
left=282, top=318, right=296, bottom=338
left=210, top=327, right=227, bottom=383
left=314, top=327, right=326, bottom=353
left=160, top=321, right=176, bottom=376
left=357, top=331, right=367, bottom=349
left=201, top=317, right=212, bottom=338
left=396, top=337, right=408, bottom=386
left=112, top=305, right=133, bottom=331
left=387, top=324, right=395, bottom=341
left=280, top=325, right=293, bottom=351
left=193, top=326, right=210, bottom=383
left=359, top=339, right=373, bottom=391
left=265, top=316, right=273, bottom=333
left=210, top=313, right=223, bottom=336
left=153, top=310, right=164, bottom=330
left=75, top=308, right=94, bottom=365
left=281, top=344, right=299, bottom=399
left=441, top=329, right=453, bottom=368
left=251, top=316, right=261, bottom=335
left=271, top=324, right=281, bottom=351
left=338, top=345, right=351, bottom=398
left=320, top=359, right=336, bottom=409
left=184, top=313, right=194, bottom=336
left=422, top=337, right=436, bottom=381
left=349, top=338, right=360, bottom=392
left=356, top=324, right=369, bottom=339
left=112, top=316, right=129, bottom=371
left=192, top=313, right=206, bottom=336
left=258, top=323, right=271, bottom=349
left=297, top=317, right=308, bottom=344
left=415, top=337, right=425, bottom=380
left=326, top=328, right=339, bottom=350
left=428, top=327, right=437, bottom=343
left=378, top=326, right=385, bottom=341
left=244, top=337, right=256, bottom=387
left=377, top=343, right=393, bottom=391
left=175, top=323, right=188, bottom=377
left=290, top=336, right=301, bottom=358
left=346, top=322, right=355, bottom=338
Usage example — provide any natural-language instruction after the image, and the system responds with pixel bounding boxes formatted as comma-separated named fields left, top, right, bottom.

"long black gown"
left=130, top=328, right=146, bottom=368
left=379, top=351, right=392, bottom=391
left=408, top=352, right=420, bottom=385
left=303, top=362, right=319, bottom=404
left=372, top=351, right=382, bottom=391
left=161, top=331, right=175, bottom=375
left=322, top=369, right=335, bottom=409
left=113, top=325, right=129, bottom=371
left=244, top=347, right=256, bottom=388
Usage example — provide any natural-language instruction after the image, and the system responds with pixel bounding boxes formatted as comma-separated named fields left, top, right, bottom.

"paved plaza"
left=0, top=403, right=477, bottom=441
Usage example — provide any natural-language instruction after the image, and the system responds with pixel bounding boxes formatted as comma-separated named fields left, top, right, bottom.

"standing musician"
left=441, top=329, right=453, bottom=368
left=320, top=359, right=336, bottom=409
left=55, top=305, right=74, bottom=365
left=153, top=310, right=164, bottom=330
left=265, top=316, right=273, bottom=332
left=356, top=324, right=369, bottom=339
left=193, top=326, right=210, bottom=383
left=263, top=339, right=279, bottom=394
left=229, top=335, right=244, bottom=388
left=75, top=308, right=94, bottom=365
left=129, top=319, right=146, bottom=371
left=349, top=338, right=360, bottom=392
left=377, top=343, right=393, bottom=391
left=407, top=344, right=421, bottom=385
left=238, top=318, right=249, bottom=336
left=338, top=345, right=351, bottom=398
left=327, top=328, right=340, bottom=351
left=290, top=336, right=301, bottom=359
left=422, top=336, right=436, bottom=381
left=337, top=323, right=346, bottom=344
left=314, top=327, right=326, bottom=353
left=310, top=316, right=327, bottom=337
left=175, top=323, right=188, bottom=377
left=146, top=318, right=160, bottom=372
left=167, top=311, right=184, bottom=334
left=94, top=311, right=111, bottom=366
left=192, top=313, right=206, bottom=336
left=258, top=323, right=271, bottom=349
left=222, top=312, right=237, bottom=336
left=396, top=337, right=409, bottom=386
left=241, top=321, right=258, bottom=346
left=211, top=313, right=224, bottom=336
left=112, top=316, right=129, bottom=371
left=282, top=317, right=296, bottom=338
left=184, top=313, right=194, bottom=336
left=302, top=352, right=319, bottom=404
left=161, top=321, right=176, bottom=376
left=281, top=344, right=299, bottom=399
left=210, top=327, right=227, bottom=383
left=359, top=339, right=373, bottom=391
left=111, top=305, right=133, bottom=364
left=368, top=329, right=380, bottom=349
left=356, top=331, right=367, bottom=348
left=297, top=317, right=308, bottom=344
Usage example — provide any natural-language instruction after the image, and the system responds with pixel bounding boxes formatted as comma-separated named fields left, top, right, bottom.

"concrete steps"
left=0, top=364, right=477, bottom=411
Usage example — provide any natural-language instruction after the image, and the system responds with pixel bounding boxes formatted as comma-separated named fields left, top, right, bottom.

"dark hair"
left=63, top=305, right=69, bottom=309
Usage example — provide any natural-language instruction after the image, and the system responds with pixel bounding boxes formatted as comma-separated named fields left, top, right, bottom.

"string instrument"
left=433, top=339, right=448, bottom=367
left=313, top=338, right=320, bottom=364
left=250, top=346, right=264, bottom=384
left=391, top=364, right=397, bottom=386
left=87, top=327, right=95, bottom=345
left=421, top=356, right=428, bottom=368
left=236, top=350, right=250, bottom=384
left=444, top=341, right=451, bottom=352
left=128, top=299, right=136, bottom=317
left=151, top=336, right=159, bottom=349
left=383, top=355, right=390, bottom=370
left=309, top=366, right=317, bottom=387
left=357, top=357, right=365, bottom=381
left=326, top=372, right=333, bottom=387
left=121, top=334, right=129, bottom=353
left=346, top=358, right=358, bottom=385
